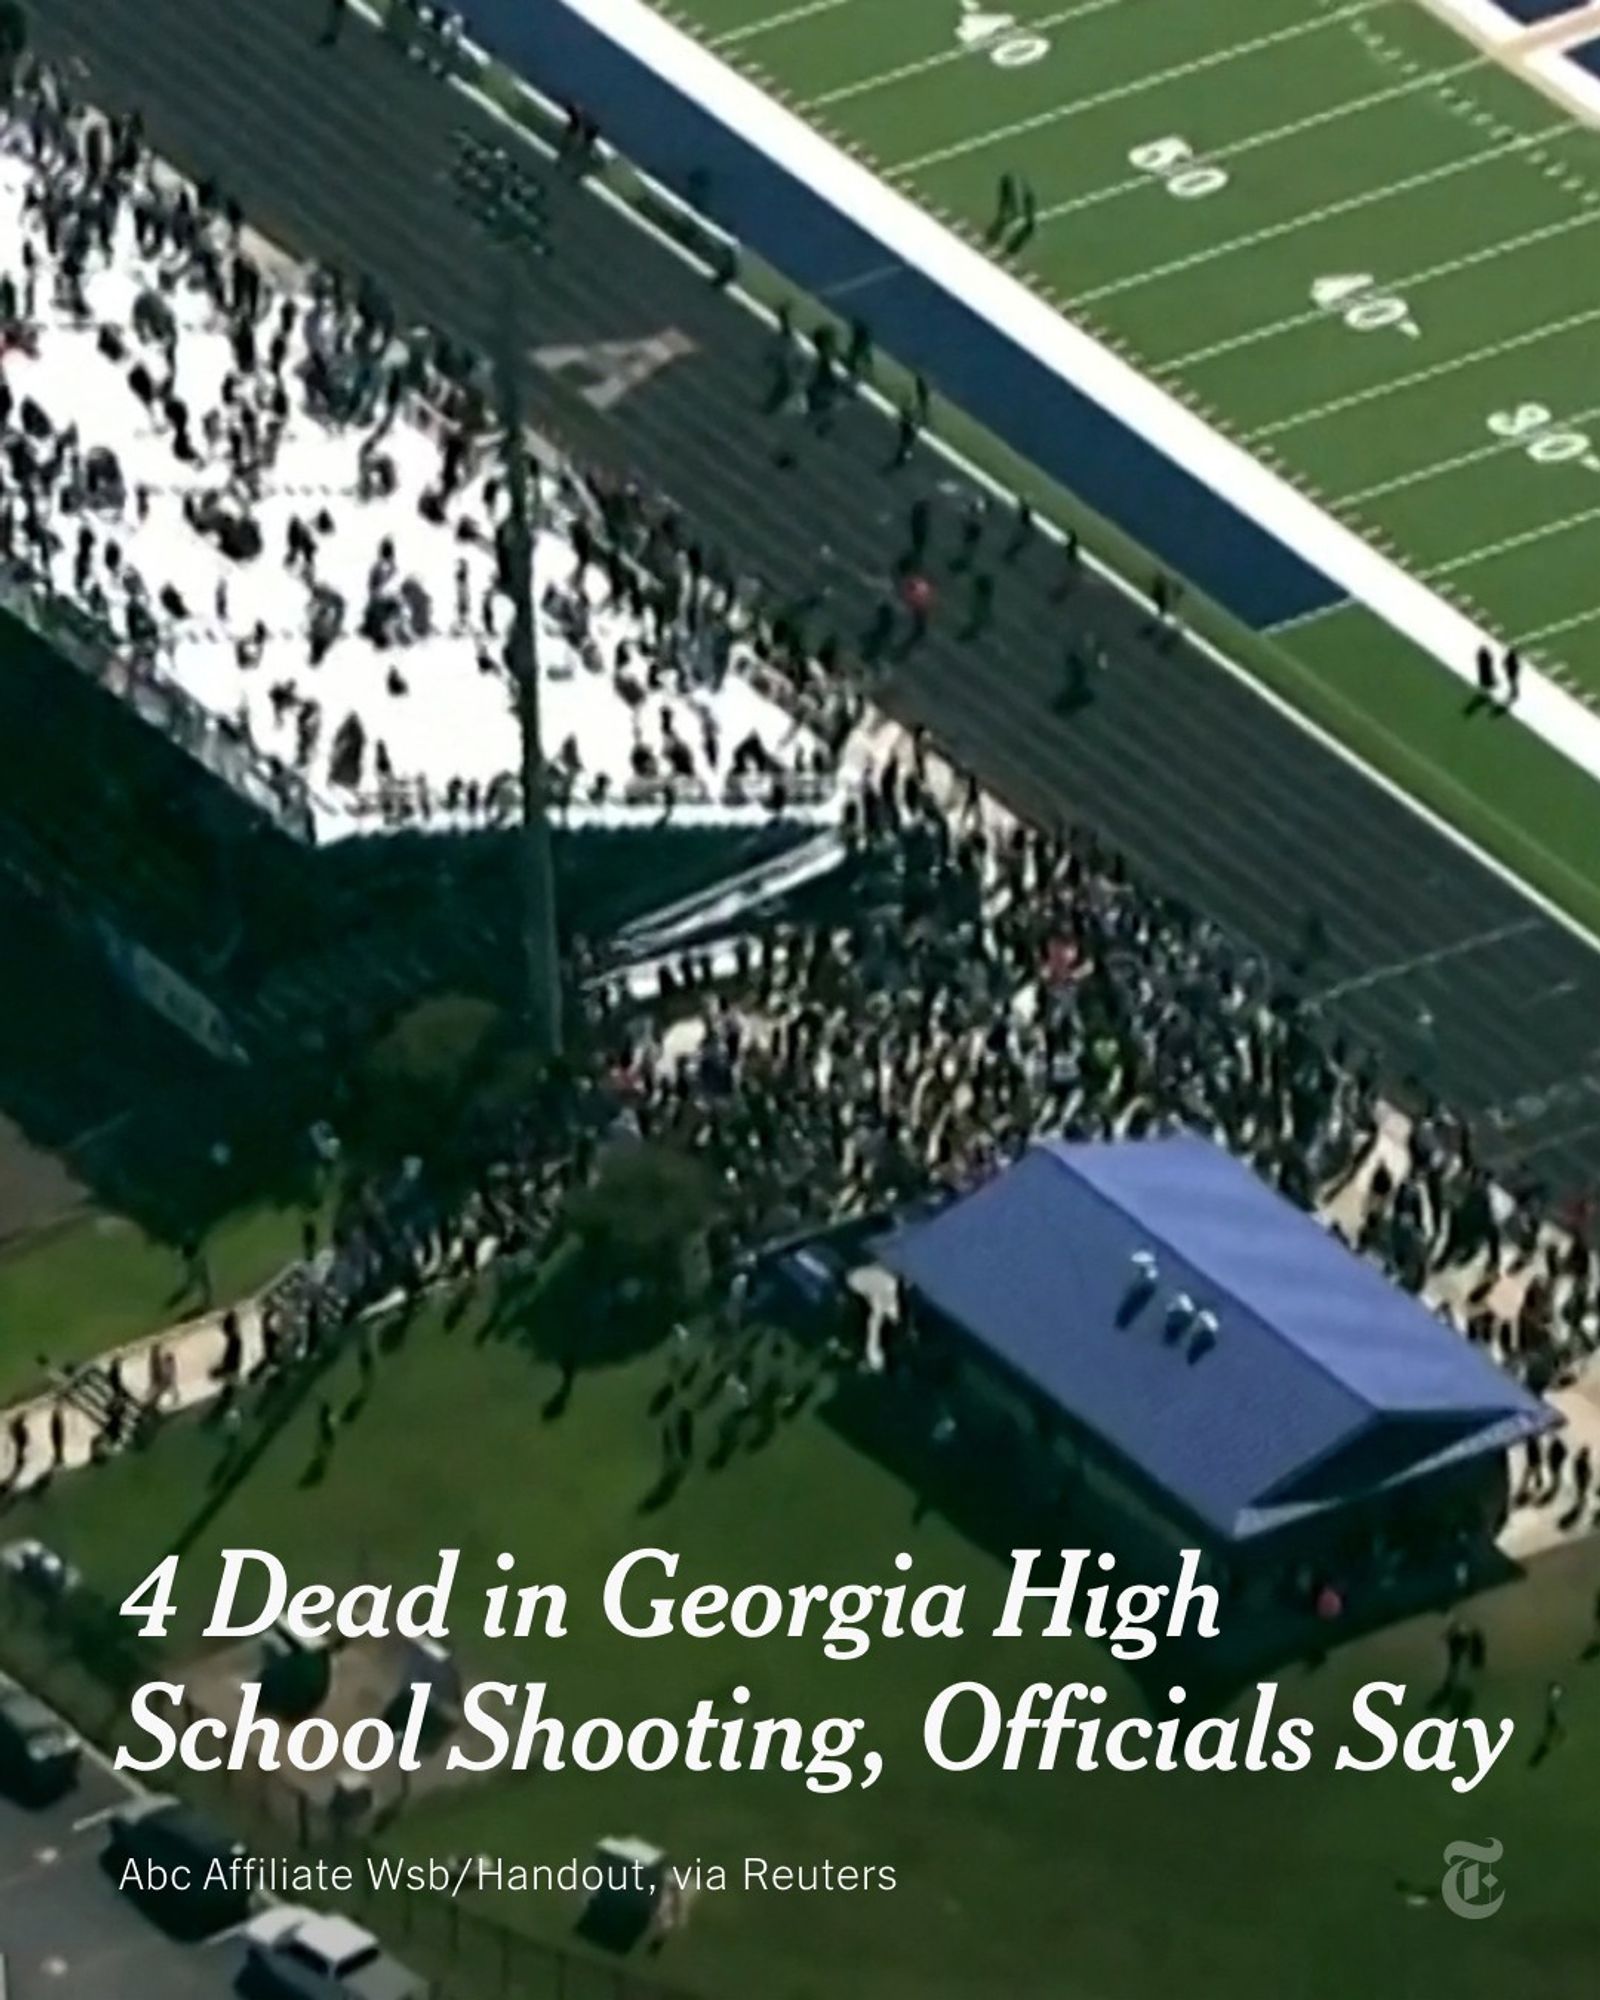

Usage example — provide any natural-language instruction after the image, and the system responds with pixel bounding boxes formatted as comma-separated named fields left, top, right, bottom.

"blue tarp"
left=878, top=1136, right=1553, bottom=1541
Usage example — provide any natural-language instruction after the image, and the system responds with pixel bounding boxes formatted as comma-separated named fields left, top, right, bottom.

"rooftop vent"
left=1187, top=1309, right=1219, bottom=1364
left=1118, top=1250, right=1160, bottom=1328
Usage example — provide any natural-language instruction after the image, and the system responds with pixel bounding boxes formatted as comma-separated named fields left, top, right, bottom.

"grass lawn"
left=0, top=1193, right=320, bottom=1406
left=14, top=1278, right=1600, bottom=2000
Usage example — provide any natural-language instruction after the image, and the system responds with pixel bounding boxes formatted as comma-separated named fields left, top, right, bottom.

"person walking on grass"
left=991, top=171, right=1019, bottom=240
left=1537, top=1678, right=1566, bottom=1756
left=1009, top=178, right=1038, bottom=251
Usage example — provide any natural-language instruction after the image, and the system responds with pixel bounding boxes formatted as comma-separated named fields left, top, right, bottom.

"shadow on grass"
left=475, top=1238, right=677, bottom=1376
left=168, top=1333, right=347, bottom=1559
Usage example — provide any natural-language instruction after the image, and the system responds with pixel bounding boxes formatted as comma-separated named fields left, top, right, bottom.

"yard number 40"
left=956, top=3, right=1050, bottom=67
left=121, top=1554, right=181, bottom=1638
left=1310, top=274, right=1420, bottom=338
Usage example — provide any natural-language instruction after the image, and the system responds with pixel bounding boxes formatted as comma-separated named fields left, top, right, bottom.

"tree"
left=351, top=994, right=503, bottom=1167
left=564, top=1139, right=722, bottom=1310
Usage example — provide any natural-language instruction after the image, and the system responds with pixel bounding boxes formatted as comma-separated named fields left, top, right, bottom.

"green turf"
left=16, top=1283, right=1600, bottom=2000
left=625, top=0, right=1600, bottom=936
left=0, top=1196, right=316, bottom=1405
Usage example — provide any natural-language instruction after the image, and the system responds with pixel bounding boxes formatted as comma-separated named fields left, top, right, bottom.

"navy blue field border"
left=458, top=0, right=1347, bottom=629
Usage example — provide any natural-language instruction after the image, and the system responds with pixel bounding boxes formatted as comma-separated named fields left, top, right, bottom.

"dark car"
left=105, top=1793, right=252, bottom=1935
left=0, top=1678, right=80, bottom=1801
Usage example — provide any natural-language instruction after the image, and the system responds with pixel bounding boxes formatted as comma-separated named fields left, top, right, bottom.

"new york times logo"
left=1441, top=1838, right=1503, bottom=1920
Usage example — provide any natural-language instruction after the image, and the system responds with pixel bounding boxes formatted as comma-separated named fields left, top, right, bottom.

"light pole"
left=449, top=129, right=563, bottom=1057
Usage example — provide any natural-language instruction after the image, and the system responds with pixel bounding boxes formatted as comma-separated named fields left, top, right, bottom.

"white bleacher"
left=0, top=149, right=841, bottom=846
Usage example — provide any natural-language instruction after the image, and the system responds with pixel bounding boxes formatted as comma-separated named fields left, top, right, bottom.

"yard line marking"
left=1040, top=53, right=1486, bottom=231
left=1339, top=392, right=1600, bottom=507
left=805, top=0, right=1128, bottom=110
left=710, top=0, right=855, bottom=46
left=1072, top=126, right=1572, bottom=308
left=1263, top=600, right=1350, bottom=637
left=1311, top=919, right=1543, bottom=1002
left=886, top=1, right=1392, bottom=174
left=1248, top=297, right=1600, bottom=443
left=1424, top=499, right=1600, bottom=580
left=1519, top=603, right=1600, bottom=646
left=1160, top=210, right=1599, bottom=375
left=819, top=259, right=904, bottom=300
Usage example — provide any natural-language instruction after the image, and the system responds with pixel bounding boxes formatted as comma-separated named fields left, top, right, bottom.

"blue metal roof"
left=877, top=1136, right=1554, bottom=1542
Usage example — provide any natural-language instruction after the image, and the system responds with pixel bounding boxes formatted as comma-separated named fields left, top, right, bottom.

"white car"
left=245, top=1910, right=426, bottom=2000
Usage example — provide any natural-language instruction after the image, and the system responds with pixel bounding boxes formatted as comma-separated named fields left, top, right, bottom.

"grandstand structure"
left=0, top=110, right=852, bottom=1090
left=0, top=152, right=842, bottom=844
left=11, top=0, right=1600, bottom=1210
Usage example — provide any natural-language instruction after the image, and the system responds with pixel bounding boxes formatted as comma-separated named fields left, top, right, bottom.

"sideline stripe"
left=887, top=3, right=1392, bottom=174
left=1160, top=210, right=1600, bottom=374
left=1071, top=126, right=1572, bottom=307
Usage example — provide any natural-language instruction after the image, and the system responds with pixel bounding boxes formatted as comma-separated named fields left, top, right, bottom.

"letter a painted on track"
left=533, top=330, right=698, bottom=410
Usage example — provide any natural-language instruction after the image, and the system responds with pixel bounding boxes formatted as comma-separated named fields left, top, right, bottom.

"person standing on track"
left=899, top=567, right=935, bottom=645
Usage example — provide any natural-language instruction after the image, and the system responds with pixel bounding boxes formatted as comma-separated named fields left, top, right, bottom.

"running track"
left=27, top=0, right=1600, bottom=1197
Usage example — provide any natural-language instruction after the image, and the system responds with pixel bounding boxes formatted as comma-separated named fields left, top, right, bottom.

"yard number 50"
left=1128, top=137, right=1228, bottom=200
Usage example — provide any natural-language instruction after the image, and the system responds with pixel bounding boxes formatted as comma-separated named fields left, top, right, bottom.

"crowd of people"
left=134, top=715, right=1595, bottom=1429
left=3, top=54, right=1599, bottom=1535
left=0, top=56, right=841, bottom=841
left=16, top=710, right=1599, bottom=1579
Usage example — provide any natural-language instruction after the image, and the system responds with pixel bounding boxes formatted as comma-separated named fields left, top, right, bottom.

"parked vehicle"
left=0, top=1677, right=80, bottom=1801
left=105, top=1793, right=251, bottom=1934
left=245, top=1910, right=427, bottom=2000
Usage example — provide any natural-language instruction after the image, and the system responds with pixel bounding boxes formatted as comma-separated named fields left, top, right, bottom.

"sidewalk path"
left=0, top=1289, right=275, bottom=1494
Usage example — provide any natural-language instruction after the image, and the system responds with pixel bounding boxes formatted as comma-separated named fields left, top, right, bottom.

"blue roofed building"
left=877, top=1135, right=1554, bottom=1601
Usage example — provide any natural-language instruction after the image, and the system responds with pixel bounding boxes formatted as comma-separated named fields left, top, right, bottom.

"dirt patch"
left=184, top=1631, right=474, bottom=1823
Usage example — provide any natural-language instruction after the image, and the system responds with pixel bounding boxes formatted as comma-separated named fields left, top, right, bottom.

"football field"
left=653, top=0, right=1600, bottom=911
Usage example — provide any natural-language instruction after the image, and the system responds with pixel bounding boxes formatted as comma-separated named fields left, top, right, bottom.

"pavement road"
left=0, top=1756, right=252, bottom=1998
left=26, top=0, right=1600, bottom=1200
